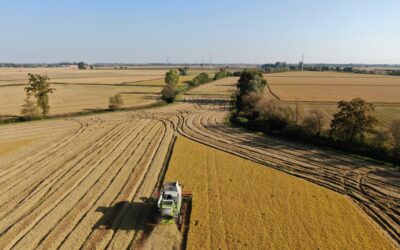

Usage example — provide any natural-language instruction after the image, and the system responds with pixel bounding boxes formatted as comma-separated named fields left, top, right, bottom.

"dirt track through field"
left=0, top=88, right=399, bottom=248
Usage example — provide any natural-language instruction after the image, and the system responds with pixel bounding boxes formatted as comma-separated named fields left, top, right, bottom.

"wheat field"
left=0, top=84, right=160, bottom=117
left=0, top=68, right=167, bottom=86
left=265, top=71, right=400, bottom=102
left=0, top=68, right=204, bottom=118
left=187, top=77, right=238, bottom=96
left=165, top=136, right=395, bottom=250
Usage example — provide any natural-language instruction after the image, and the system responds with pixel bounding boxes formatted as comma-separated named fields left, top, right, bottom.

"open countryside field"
left=176, top=101, right=399, bottom=248
left=0, top=94, right=398, bottom=249
left=187, top=77, right=238, bottom=96
left=265, top=71, right=400, bottom=102
left=128, top=75, right=197, bottom=87
left=165, top=136, right=395, bottom=250
left=0, top=84, right=160, bottom=117
left=0, top=71, right=399, bottom=249
left=265, top=71, right=400, bottom=127
left=0, top=111, right=175, bottom=249
left=0, top=68, right=201, bottom=118
left=0, top=68, right=167, bottom=86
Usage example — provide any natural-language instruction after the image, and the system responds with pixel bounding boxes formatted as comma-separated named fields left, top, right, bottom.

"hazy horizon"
left=1, top=0, right=399, bottom=64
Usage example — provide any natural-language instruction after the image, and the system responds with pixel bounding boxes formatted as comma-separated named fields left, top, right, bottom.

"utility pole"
left=301, top=54, right=304, bottom=72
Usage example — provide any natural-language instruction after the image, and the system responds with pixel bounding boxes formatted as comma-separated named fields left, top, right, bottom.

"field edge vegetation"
left=230, top=70, right=400, bottom=166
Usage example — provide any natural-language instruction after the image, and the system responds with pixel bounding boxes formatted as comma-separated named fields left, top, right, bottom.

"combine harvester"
left=137, top=181, right=192, bottom=249
left=157, top=182, right=192, bottom=232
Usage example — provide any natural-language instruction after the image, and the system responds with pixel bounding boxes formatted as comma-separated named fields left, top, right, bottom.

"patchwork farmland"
left=264, top=71, right=400, bottom=128
left=0, top=69, right=398, bottom=249
left=0, top=68, right=200, bottom=119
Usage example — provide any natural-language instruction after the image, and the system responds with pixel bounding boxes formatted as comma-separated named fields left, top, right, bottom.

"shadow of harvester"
left=92, top=198, right=159, bottom=234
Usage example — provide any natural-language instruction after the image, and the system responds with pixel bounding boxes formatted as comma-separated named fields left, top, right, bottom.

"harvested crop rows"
left=0, top=79, right=399, bottom=249
left=175, top=107, right=399, bottom=248
left=0, top=111, right=174, bottom=250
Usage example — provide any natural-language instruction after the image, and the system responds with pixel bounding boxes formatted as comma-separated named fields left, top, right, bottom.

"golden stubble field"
left=0, top=110, right=176, bottom=250
left=0, top=68, right=167, bottom=86
left=0, top=68, right=198, bottom=117
left=187, top=77, right=238, bottom=96
left=264, top=71, right=400, bottom=127
left=165, top=136, right=395, bottom=250
left=265, top=71, right=400, bottom=103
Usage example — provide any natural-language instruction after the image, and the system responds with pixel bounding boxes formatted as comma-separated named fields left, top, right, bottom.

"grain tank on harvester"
left=157, top=182, right=192, bottom=227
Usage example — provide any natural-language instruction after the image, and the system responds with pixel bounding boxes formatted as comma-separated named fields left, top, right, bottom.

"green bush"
left=190, top=72, right=211, bottom=86
left=213, top=68, right=232, bottom=80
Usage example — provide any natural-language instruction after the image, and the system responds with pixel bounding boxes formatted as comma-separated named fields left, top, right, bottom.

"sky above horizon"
left=1, top=0, right=399, bottom=64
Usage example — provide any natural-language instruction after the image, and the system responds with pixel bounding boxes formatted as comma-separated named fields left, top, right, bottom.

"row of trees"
left=261, top=62, right=400, bottom=76
left=231, top=70, right=400, bottom=162
left=261, top=63, right=356, bottom=73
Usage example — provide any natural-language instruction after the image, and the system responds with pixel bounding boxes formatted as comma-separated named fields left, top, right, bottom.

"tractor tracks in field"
left=0, top=111, right=176, bottom=250
left=173, top=96, right=400, bottom=247
left=0, top=119, right=145, bottom=248
left=0, top=92, right=398, bottom=249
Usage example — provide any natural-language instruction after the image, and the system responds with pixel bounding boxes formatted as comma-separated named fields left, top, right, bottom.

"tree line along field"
left=185, top=71, right=399, bottom=135
left=186, top=72, right=400, bottom=128
left=0, top=67, right=203, bottom=118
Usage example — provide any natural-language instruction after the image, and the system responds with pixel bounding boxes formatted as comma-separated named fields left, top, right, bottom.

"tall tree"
left=330, top=98, right=377, bottom=143
left=161, top=69, right=179, bottom=103
left=78, top=62, right=86, bottom=70
left=165, top=69, right=179, bottom=85
left=236, top=70, right=267, bottom=113
left=25, top=74, right=55, bottom=117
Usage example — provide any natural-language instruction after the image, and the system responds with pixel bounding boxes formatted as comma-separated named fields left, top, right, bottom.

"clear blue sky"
left=1, top=0, right=399, bottom=64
